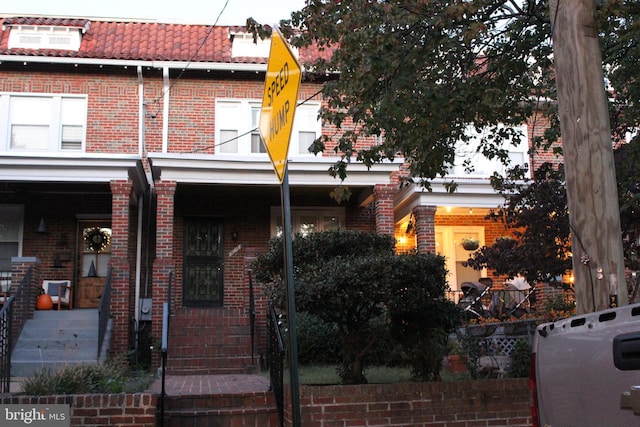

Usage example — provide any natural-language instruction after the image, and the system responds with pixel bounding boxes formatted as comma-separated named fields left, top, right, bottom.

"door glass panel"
left=183, top=218, right=223, bottom=306
left=81, top=226, right=112, bottom=277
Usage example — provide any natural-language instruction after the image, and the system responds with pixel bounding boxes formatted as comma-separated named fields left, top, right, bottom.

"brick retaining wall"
left=288, top=378, right=532, bottom=427
left=0, top=379, right=531, bottom=427
left=1, top=393, right=156, bottom=427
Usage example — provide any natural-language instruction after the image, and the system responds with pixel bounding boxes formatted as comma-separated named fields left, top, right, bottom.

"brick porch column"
left=373, top=184, right=396, bottom=236
left=413, top=206, right=437, bottom=253
left=109, top=180, right=134, bottom=356
left=151, top=181, right=176, bottom=367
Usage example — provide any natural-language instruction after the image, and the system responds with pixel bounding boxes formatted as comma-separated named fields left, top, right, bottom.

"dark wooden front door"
left=77, top=221, right=111, bottom=308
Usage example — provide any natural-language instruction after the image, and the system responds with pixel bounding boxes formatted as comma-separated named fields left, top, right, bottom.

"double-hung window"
left=450, top=123, right=530, bottom=178
left=0, top=204, right=23, bottom=271
left=271, top=207, right=345, bottom=237
left=0, top=93, right=87, bottom=153
left=216, top=99, right=320, bottom=156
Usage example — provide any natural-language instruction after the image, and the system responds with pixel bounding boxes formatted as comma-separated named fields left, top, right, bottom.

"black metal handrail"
left=97, top=268, right=112, bottom=361
left=0, top=268, right=32, bottom=393
left=249, top=271, right=256, bottom=365
left=0, top=295, right=14, bottom=394
left=268, top=302, right=285, bottom=427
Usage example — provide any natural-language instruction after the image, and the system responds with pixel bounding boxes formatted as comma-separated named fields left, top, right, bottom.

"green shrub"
left=254, top=230, right=461, bottom=384
left=296, top=312, right=341, bottom=365
left=21, top=360, right=150, bottom=395
left=508, top=339, right=531, bottom=378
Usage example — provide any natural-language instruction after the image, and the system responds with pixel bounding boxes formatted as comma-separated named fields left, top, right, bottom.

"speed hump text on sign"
left=259, top=27, right=302, bottom=183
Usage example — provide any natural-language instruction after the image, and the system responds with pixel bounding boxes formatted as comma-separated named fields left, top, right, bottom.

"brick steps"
left=160, top=388, right=279, bottom=426
left=166, top=356, right=258, bottom=375
left=165, top=309, right=261, bottom=375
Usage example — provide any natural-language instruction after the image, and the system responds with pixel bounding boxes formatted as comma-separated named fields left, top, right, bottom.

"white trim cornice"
left=149, top=154, right=401, bottom=186
left=0, top=55, right=269, bottom=73
left=394, top=178, right=506, bottom=219
left=0, top=154, right=142, bottom=183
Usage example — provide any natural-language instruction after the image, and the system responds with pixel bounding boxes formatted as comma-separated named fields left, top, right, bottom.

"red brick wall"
left=142, top=77, right=330, bottom=156
left=0, top=68, right=140, bottom=154
left=0, top=393, right=157, bottom=427
left=289, top=379, right=532, bottom=427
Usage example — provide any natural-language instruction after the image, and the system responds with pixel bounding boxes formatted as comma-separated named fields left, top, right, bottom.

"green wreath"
left=84, top=227, right=111, bottom=252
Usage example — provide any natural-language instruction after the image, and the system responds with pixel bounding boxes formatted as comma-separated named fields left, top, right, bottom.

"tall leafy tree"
left=464, top=163, right=572, bottom=284
left=465, top=136, right=640, bottom=293
left=248, top=0, right=640, bottom=310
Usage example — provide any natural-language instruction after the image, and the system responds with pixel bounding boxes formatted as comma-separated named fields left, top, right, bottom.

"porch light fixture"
left=405, top=214, right=415, bottom=236
left=36, top=217, right=46, bottom=234
left=231, top=231, right=239, bottom=242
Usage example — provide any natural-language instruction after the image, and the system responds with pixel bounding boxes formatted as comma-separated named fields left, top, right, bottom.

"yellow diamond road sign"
left=259, top=27, right=302, bottom=183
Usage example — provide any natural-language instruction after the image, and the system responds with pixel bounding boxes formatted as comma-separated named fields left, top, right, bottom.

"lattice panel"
left=483, top=335, right=527, bottom=356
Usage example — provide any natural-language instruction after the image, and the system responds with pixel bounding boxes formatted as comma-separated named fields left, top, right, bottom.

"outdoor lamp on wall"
left=36, top=217, right=46, bottom=234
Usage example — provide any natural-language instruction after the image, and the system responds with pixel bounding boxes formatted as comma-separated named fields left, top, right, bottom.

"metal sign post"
left=281, top=165, right=301, bottom=427
left=259, top=26, right=303, bottom=427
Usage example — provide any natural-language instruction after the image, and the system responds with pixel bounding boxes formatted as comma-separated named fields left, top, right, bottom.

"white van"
left=531, top=302, right=640, bottom=426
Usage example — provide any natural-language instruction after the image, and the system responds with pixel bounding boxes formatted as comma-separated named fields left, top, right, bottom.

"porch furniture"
left=42, top=280, right=73, bottom=310
left=0, top=275, right=11, bottom=306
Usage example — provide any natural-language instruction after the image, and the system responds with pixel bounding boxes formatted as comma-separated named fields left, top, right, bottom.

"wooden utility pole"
left=549, top=0, right=627, bottom=313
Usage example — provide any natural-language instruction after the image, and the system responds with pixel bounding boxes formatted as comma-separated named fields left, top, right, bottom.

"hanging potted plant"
left=462, top=237, right=480, bottom=251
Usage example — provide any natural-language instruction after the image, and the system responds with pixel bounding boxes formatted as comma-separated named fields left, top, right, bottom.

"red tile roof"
left=0, top=16, right=323, bottom=65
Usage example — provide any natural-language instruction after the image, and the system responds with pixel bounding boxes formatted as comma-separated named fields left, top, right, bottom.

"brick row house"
left=0, top=16, right=552, bottom=373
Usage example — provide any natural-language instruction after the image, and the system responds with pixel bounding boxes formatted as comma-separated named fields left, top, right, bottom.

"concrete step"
left=31, top=308, right=100, bottom=322
left=19, top=327, right=98, bottom=340
left=12, top=335, right=98, bottom=360
left=11, top=309, right=111, bottom=377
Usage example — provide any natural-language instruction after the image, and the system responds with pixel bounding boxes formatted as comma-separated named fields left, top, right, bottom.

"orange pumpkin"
left=36, top=293, right=53, bottom=310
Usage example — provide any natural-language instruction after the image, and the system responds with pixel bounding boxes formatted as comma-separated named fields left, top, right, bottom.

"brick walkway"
left=146, top=374, right=271, bottom=396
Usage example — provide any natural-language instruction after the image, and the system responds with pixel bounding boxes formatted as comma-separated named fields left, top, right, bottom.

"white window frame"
left=270, top=207, right=345, bottom=237
left=8, top=25, right=82, bottom=51
left=450, top=123, right=530, bottom=178
left=215, top=98, right=321, bottom=157
left=0, top=204, right=24, bottom=271
left=0, top=93, right=88, bottom=153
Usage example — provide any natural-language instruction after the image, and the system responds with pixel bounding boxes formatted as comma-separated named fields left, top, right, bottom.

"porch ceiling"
left=175, top=182, right=373, bottom=208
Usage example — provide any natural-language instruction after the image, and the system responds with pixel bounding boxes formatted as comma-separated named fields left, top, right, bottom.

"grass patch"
left=271, top=365, right=471, bottom=385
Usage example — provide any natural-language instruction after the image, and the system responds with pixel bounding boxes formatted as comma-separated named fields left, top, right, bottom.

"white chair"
left=42, top=280, right=73, bottom=310
left=0, top=275, right=11, bottom=306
